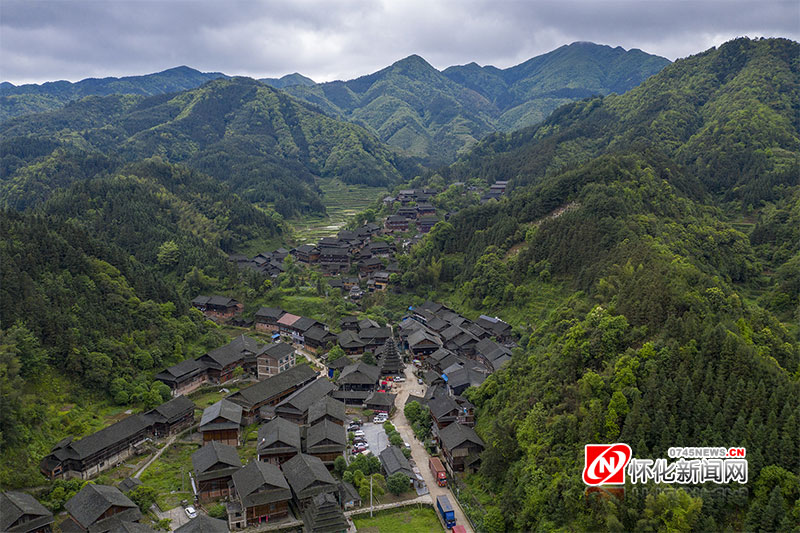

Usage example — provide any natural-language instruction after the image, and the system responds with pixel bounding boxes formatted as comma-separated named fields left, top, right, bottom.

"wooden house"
left=197, top=335, right=261, bottom=383
left=144, top=395, right=195, bottom=438
left=192, top=442, right=242, bottom=503
left=437, top=423, right=485, bottom=475
left=226, top=364, right=318, bottom=424
left=0, top=491, right=54, bottom=533
left=257, top=417, right=301, bottom=466
left=256, top=343, right=295, bottom=379
left=199, top=399, right=242, bottom=446
left=154, top=359, right=207, bottom=396
left=229, top=461, right=291, bottom=527
left=305, top=420, right=347, bottom=467
left=281, top=454, right=339, bottom=511
left=254, top=307, right=285, bottom=332
left=63, top=484, right=141, bottom=532
left=191, top=295, right=243, bottom=320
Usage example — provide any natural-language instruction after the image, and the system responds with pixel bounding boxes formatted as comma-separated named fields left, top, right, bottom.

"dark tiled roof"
left=327, top=356, right=353, bottom=370
left=306, top=420, right=346, bottom=448
left=307, top=397, right=347, bottom=425
left=117, top=478, right=142, bottom=494
left=199, top=399, right=242, bottom=430
left=365, top=392, right=396, bottom=408
left=192, top=441, right=242, bottom=476
left=258, top=417, right=302, bottom=452
left=232, top=461, right=291, bottom=508
left=258, top=342, right=295, bottom=360
left=337, top=330, right=365, bottom=349
left=174, top=514, right=229, bottom=533
left=255, top=307, right=285, bottom=320
left=202, top=335, right=261, bottom=368
left=281, top=454, right=337, bottom=499
left=379, top=446, right=413, bottom=478
left=304, top=326, right=332, bottom=343
left=56, top=414, right=152, bottom=461
left=0, top=491, right=53, bottom=533
left=276, top=378, right=336, bottom=417
left=65, top=484, right=139, bottom=529
left=438, top=423, right=485, bottom=451
left=408, top=329, right=442, bottom=348
left=337, top=362, right=380, bottom=385
left=228, top=364, right=318, bottom=410
left=155, top=359, right=203, bottom=381
left=145, top=396, right=195, bottom=424
left=207, top=295, right=239, bottom=307
left=191, top=295, right=211, bottom=305
left=292, top=317, right=318, bottom=332
left=427, top=395, right=460, bottom=419
left=446, top=366, right=488, bottom=391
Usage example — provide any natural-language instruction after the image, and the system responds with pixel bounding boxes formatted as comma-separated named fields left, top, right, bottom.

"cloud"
left=1, top=0, right=798, bottom=84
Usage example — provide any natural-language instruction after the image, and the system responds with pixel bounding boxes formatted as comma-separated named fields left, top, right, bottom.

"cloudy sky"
left=2, top=0, right=798, bottom=84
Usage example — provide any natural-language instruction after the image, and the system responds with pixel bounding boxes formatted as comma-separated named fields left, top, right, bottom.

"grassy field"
left=353, top=506, right=444, bottom=532
left=188, top=384, right=241, bottom=410
left=293, top=179, right=386, bottom=244
left=140, top=441, right=200, bottom=510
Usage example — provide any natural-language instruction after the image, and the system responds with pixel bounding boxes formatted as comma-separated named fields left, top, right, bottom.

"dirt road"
left=391, top=363, right=474, bottom=532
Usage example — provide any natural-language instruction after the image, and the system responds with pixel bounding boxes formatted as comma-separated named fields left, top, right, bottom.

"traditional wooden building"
left=333, top=362, right=380, bottom=405
left=300, top=493, right=348, bottom=533
left=407, top=328, right=442, bottom=356
left=144, top=396, right=195, bottom=438
left=364, top=391, right=396, bottom=413
left=197, top=335, right=261, bottom=383
left=199, top=399, right=242, bottom=446
left=254, top=307, right=285, bottom=332
left=291, top=244, right=320, bottom=264
left=274, top=378, right=336, bottom=424
left=304, top=326, right=336, bottom=354
left=305, top=420, right=347, bottom=467
left=63, top=484, right=141, bottom=533
left=384, top=215, right=409, bottom=232
left=174, top=515, right=229, bottom=533
left=192, top=442, right=242, bottom=503
left=191, top=295, right=243, bottom=320
left=379, top=446, right=414, bottom=480
left=281, top=454, right=339, bottom=511
left=257, top=417, right=302, bottom=466
left=227, top=364, right=318, bottom=424
left=229, top=461, right=291, bottom=528
left=437, top=423, right=485, bottom=475
left=40, top=414, right=152, bottom=480
left=307, top=397, right=347, bottom=427
left=154, top=359, right=207, bottom=396
left=0, top=491, right=54, bottom=533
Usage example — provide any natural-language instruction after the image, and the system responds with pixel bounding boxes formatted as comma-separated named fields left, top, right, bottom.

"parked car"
left=395, top=377, right=406, bottom=382
left=354, top=430, right=365, bottom=437
left=185, top=506, right=198, bottom=519
left=373, top=416, right=388, bottom=423
left=418, top=378, right=424, bottom=384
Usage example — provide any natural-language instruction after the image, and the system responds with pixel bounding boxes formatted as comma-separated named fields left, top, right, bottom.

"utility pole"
left=370, top=475, right=373, bottom=517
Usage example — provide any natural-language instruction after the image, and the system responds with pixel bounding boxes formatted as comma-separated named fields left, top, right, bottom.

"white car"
left=373, top=415, right=388, bottom=423
left=394, top=377, right=406, bottom=382
left=184, top=505, right=198, bottom=519
left=354, top=430, right=365, bottom=437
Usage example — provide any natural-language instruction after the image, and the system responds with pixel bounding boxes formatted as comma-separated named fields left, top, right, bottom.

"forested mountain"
left=260, top=72, right=316, bottom=89
left=283, top=42, right=670, bottom=162
left=0, top=77, right=411, bottom=216
left=403, top=37, right=799, bottom=531
left=0, top=66, right=228, bottom=122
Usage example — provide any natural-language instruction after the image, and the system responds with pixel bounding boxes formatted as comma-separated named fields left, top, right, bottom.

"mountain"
left=261, top=72, right=316, bottom=89
left=283, top=43, right=670, bottom=162
left=402, top=38, right=799, bottom=531
left=0, top=77, right=411, bottom=217
left=0, top=66, right=228, bottom=122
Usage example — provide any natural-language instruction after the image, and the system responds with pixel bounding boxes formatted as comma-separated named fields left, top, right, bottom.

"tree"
left=484, top=506, right=506, bottom=533
left=327, top=345, right=346, bottom=362
left=156, top=240, right=180, bottom=266
left=128, top=486, right=158, bottom=513
left=389, top=433, right=404, bottom=447
left=404, top=401, right=422, bottom=424
left=362, top=351, right=376, bottom=366
left=208, top=503, right=227, bottom=519
left=333, top=456, right=347, bottom=478
left=387, top=473, right=410, bottom=495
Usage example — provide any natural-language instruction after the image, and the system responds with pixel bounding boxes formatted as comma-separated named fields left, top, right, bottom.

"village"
left=7, top=185, right=512, bottom=533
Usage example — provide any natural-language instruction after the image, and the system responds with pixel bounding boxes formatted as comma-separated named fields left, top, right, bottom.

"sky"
left=1, top=0, right=798, bottom=85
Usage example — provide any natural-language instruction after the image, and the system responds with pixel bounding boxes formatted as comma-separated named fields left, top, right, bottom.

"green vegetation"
left=284, top=43, right=669, bottom=163
left=352, top=505, right=443, bottom=532
left=0, top=66, right=227, bottom=122
left=139, top=442, right=199, bottom=510
left=398, top=37, right=800, bottom=532
left=1, top=77, right=411, bottom=217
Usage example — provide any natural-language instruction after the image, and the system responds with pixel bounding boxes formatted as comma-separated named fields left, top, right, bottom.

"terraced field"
left=292, top=179, right=387, bottom=243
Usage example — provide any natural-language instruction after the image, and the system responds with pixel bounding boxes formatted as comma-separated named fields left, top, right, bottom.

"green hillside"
left=284, top=42, right=670, bottom=162
left=0, top=66, right=228, bottom=122
left=0, top=77, right=412, bottom=217
left=401, top=38, right=799, bottom=532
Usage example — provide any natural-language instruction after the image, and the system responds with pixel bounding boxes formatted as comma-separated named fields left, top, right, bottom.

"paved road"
left=392, top=363, right=474, bottom=532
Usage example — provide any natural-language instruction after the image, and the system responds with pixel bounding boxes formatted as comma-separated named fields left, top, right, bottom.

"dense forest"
left=400, top=38, right=799, bottom=531
left=0, top=66, right=228, bottom=122
left=283, top=43, right=669, bottom=163
left=0, top=77, right=413, bottom=217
